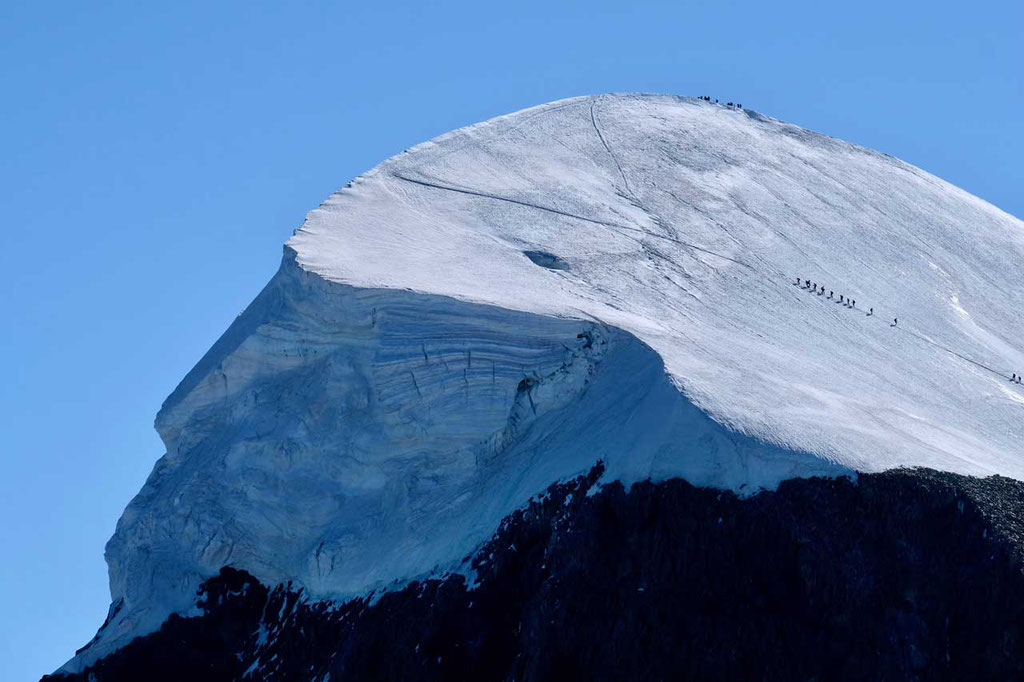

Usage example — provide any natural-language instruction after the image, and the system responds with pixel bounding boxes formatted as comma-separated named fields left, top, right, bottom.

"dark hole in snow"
left=523, top=250, right=569, bottom=270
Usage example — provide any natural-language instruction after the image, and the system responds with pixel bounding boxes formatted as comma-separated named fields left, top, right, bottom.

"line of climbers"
left=698, top=96, right=742, bottom=109
left=797, top=277, right=896, bottom=324
left=796, top=276, right=1022, bottom=382
left=796, top=277, right=862, bottom=311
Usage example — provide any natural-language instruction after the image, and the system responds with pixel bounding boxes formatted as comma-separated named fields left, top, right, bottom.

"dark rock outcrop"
left=48, top=465, right=1024, bottom=681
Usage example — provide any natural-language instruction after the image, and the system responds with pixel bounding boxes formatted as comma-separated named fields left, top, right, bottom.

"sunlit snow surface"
left=66, top=94, right=1024, bottom=672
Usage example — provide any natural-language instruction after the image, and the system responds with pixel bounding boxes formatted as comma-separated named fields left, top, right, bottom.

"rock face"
left=52, top=94, right=1024, bottom=676
left=49, top=465, right=1024, bottom=681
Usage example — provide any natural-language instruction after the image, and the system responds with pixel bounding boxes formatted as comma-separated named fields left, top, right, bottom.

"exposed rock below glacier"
left=48, top=466, right=1024, bottom=681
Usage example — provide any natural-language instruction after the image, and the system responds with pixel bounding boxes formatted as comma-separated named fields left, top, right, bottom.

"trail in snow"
left=590, top=97, right=633, bottom=199
left=393, top=172, right=633, bottom=229
left=897, top=326, right=1013, bottom=383
left=393, top=172, right=754, bottom=268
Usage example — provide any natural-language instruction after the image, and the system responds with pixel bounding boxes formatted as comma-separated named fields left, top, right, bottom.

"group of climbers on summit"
left=699, top=96, right=742, bottom=109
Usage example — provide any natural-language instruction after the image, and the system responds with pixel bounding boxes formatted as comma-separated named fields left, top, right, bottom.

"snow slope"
left=291, top=93, right=1024, bottom=474
left=64, top=93, right=1024, bottom=672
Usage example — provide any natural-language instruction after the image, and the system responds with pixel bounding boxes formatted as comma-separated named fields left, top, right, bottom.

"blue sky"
left=1, top=1, right=1020, bottom=678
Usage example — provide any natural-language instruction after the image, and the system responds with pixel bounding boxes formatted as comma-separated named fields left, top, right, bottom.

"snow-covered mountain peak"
left=66, top=93, right=1024, bottom=674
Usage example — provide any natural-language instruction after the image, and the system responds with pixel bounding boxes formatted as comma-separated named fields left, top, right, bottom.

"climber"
left=839, top=295, right=844, bottom=304
left=892, top=318, right=898, bottom=327
left=829, top=290, right=833, bottom=299
left=852, top=300, right=856, bottom=308
left=868, top=307, right=873, bottom=316
left=1014, top=373, right=1018, bottom=382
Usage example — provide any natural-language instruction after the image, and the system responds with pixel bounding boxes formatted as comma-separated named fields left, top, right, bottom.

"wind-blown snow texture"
left=64, top=94, right=1024, bottom=672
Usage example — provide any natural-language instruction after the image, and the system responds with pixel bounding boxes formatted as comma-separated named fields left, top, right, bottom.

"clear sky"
left=1, top=1, right=1020, bottom=678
